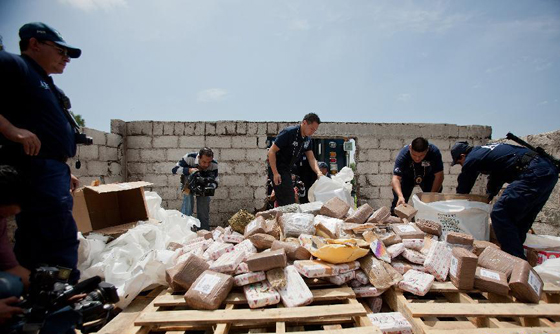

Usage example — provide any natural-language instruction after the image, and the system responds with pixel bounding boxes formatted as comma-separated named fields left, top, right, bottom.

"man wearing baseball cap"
left=0, top=22, right=83, bottom=282
left=451, top=141, right=558, bottom=259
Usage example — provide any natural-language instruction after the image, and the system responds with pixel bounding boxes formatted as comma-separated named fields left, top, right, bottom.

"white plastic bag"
left=308, top=167, right=354, bottom=206
left=534, top=258, right=560, bottom=285
left=412, top=194, right=491, bottom=241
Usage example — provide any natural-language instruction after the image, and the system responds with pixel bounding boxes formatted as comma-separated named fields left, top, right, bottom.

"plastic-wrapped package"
left=294, top=260, right=339, bottom=278
left=472, top=240, right=499, bottom=256
left=474, top=267, right=510, bottom=296
left=326, top=270, right=356, bottom=285
left=387, top=243, right=405, bottom=259
left=223, top=232, right=244, bottom=244
left=402, top=238, right=424, bottom=251
left=277, top=266, right=314, bottom=307
left=401, top=248, right=426, bottom=265
left=398, top=269, right=434, bottom=296
left=509, top=260, right=543, bottom=303
left=319, top=197, right=351, bottom=219
left=353, top=285, right=386, bottom=298
left=367, top=312, right=413, bottom=334
left=391, top=260, right=427, bottom=275
left=449, top=247, right=478, bottom=290
left=394, top=204, right=418, bottom=220
left=271, top=240, right=311, bottom=260
left=184, top=270, right=233, bottom=310
left=246, top=248, right=287, bottom=272
left=313, top=215, right=344, bottom=238
left=233, top=239, right=257, bottom=260
left=210, top=249, right=246, bottom=274
left=354, top=270, right=370, bottom=285
left=365, top=297, right=383, bottom=313
left=370, top=236, right=391, bottom=263
left=392, top=224, right=425, bottom=239
left=264, top=218, right=281, bottom=239
left=279, top=213, right=316, bottom=238
left=360, top=255, right=400, bottom=289
left=249, top=233, right=276, bottom=250
left=415, top=219, right=442, bottom=236
left=380, top=233, right=402, bottom=247
left=367, top=206, right=391, bottom=224
left=446, top=232, right=474, bottom=246
left=478, top=246, right=523, bottom=278
left=235, top=262, right=249, bottom=274
left=203, top=242, right=235, bottom=261
left=299, top=201, right=323, bottom=215
left=243, top=280, right=281, bottom=309
left=233, top=271, right=266, bottom=287
left=424, top=241, right=452, bottom=282
left=244, top=216, right=267, bottom=238
left=345, top=203, right=374, bottom=224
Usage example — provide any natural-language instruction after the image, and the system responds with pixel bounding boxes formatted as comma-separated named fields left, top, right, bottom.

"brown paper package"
left=184, top=270, right=233, bottom=310
left=450, top=247, right=478, bottom=290
left=446, top=232, right=474, bottom=246
left=345, top=203, right=374, bottom=224
left=246, top=248, right=288, bottom=272
left=248, top=233, right=276, bottom=250
left=415, top=219, right=442, bottom=236
left=170, top=253, right=210, bottom=291
left=474, top=267, right=510, bottom=296
left=271, top=240, right=311, bottom=260
left=319, top=197, right=350, bottom=219
left=394, top=204, right=418, bottom=220
left=478, top=246, right=523, bottom=278
left=509, top=260, right=543, bottom=303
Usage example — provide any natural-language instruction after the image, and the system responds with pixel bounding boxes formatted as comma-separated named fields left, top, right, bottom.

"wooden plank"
left=214, top=303, right=234, bottom=334
left=347, top=298, right=374, bottom=327
left=442, top=291, right=505, bottom=328
left=276, top=303, right=286, bottom=334
left=154, top=286, right=356, bottom=307
left=135, top=303, right=366, bottom=326
left=383, top=287, right=428, bottom=334
left=426, top=328, right=560, bottom=334
left=408, top=303, right=560, bottom=318
left=422, top=320, right=476, bottom=330
left=430, top=281, right=560, bottom=294
left=289, top=327, right=383, bottom=334
left=98, top=287, right=166, bottom=334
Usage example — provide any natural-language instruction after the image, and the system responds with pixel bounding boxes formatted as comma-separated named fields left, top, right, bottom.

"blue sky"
left=1, top=0, right=559, bottom=138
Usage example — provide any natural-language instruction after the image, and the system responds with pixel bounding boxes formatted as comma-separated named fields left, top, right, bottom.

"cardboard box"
left=72, top=181, right=152, bottom=233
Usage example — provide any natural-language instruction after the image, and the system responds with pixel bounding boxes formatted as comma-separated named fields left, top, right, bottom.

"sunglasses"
left=39, top=41, right=68, bottom=57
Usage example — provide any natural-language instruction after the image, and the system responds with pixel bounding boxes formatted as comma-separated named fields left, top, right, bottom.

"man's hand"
left=0, top=297, right=23, bottom=325
left=189, top=168, right=199, bottom=174
left=4, top=126, right=41, bottom=156
left=273, top=173, right=282, bottom=186
left=70, top=174, right=79, bottom=192
left=397, top=196, right=406, bottom=206
left=172, top=166, right=184, bottom=175
left=316, top=172, right=323, bottom=179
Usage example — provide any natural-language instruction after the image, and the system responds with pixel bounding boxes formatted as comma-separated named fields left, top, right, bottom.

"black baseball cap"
left=451, top=141, right=470, bottom=166
left=318, top=162, right=328, bottom=169
left=19, top=22, right=81, bottom=58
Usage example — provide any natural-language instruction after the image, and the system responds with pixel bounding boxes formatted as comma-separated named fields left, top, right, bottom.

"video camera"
left=187, top=170, right=217, bottom=196
left=8, top=267, right=119, bottom=334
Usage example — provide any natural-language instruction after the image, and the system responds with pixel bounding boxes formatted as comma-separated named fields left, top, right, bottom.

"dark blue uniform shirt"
left=0, top=51, right=76, bottom=160
left=273, top=125, right=312, bottom=173
left=393, top=144, right=444, bottom=181
left=456, top=143, right=531, bottom=196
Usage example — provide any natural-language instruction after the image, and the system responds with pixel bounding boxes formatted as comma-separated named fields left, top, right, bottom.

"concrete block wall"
left=69, top=127, right=125, bottom=186
left=104, top=120, right=491, bottom=227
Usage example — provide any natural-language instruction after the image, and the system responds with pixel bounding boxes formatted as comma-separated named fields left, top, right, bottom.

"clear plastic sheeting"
left=77, top=191, right=198, bottom=309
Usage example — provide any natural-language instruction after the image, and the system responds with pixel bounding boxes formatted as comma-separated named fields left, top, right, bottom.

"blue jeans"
left=181, top=193, right=211, bottom=230
left=491, top=157, right=559, bottom=259
left=0, top=271, right=23, bottom=299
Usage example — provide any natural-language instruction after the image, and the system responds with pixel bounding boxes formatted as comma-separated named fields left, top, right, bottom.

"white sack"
left=308, top=167, right=354, bottom=206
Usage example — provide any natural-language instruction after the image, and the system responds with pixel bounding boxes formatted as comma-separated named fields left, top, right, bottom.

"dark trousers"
left=273, top=170, right=295, bottom=207
left=491, top=157, right=558, bottom=259
left=14, top=158, right=80, bottom=283
left=391, top=174, right=440, bottom=215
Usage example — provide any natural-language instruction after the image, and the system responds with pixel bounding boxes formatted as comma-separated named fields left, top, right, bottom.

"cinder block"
left=267, top=123, right=278, bottom=135
left=110, top=119, right=126, bottom=135
left=429, top=139, right=451, bottom=150
left=236, top=122, right=247, bottom=135
left=127, top=162, right=146, bottom=174
left=356, top=161, right=379, bottom=175
left=233, top=162, right=263, bottom=174
left=127, top=136, right=152, bottom=149
left=356, top=137, right=379, bottom=150
left=391, top=149, right=402, bottom=160
left=167, top=149, right=188, bottom=162
left=99, top=146, right=118, bottom=161
left=213, top=188, right=229, bottom=200
left=232, top=137, right=257, bottom=148
left=206, top=136, right=232, bottom=148
left=379, top=162, right=394, bottom=174
left=366, top=174, right=392, bottom=187
left=257, top=136, right=269, bottom=149
left=364, top=149, right=391, bottom=162
left=229, top=187, right=254, bottom=200
left=247, top=123, right=267, bottom=135
left=218, top=162, right=233, bottom=174
left=167, top=199, right=183, bottom=211
left=179, top=136, right=205, bottom=148
left=126, top=121, right=153, bottom=136
left=205, top=123, right=216, bottom=135
left=153, top=122, right=164, bottom=136
left=151, top=162, right=172, bottom=174
left=153, top=136, right=179, bottom=148
left=246, top=149, right=267, bottom=161
left=108, top=162, right=121, bottom=176
left=216, top=121, right=237, bottom=135
left=83, top=128, right=107, bottom=146
left=185, top=122, right=205, bottom=136
left=380, top=139, right=404, bottom=150
left=87, top=161, right=109, bottom=176
left=221, top=175, right=247, bottom=187
left=254, top=187, right=267, bottom=200
left=220, top=149, right=247, bottom=161
left=360, top=187, right=379, bottom=199
left=380, top=186, right=394, bottom=199
left=106, top=133, right=122, bottom=148
left=126, top=149, right=141, bottom=162
left=142, top=174, right=168, bottom=187
left=79, top=145, right=99, bottom=160
left=174, top=123, right=185, bottom=136
left=458, top=126, right=469, bottom=139
left=441, top=150, right=453, bottom=163
left=140, top=149, right=166, bottom=162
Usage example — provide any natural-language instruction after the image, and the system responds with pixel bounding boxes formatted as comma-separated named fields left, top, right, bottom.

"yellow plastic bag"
left=310, top=239, right=369, bottom=264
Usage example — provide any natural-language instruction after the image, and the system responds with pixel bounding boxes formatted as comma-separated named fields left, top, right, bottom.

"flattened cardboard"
left=72, top=181, right=152, bottom=233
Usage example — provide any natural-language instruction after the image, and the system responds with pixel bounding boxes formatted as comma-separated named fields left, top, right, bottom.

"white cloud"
left=397, top=93, right=411, bottom=102
left=289, top=19, right=310, bottom=31
left=537, top=101, right=549, bottom=106
left=58, top=0, right=127, bottom=11
left=197, top=88, right=229, bottom=102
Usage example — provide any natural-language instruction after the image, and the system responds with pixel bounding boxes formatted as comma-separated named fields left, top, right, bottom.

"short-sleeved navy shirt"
left=0, top=51, right=76, bottom=160
left=273, top=125, right=312, bottom=173
left=393, top=144, right=444, bottom=180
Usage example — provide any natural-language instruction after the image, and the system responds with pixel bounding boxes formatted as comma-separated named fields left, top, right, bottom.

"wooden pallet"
left=98, top=285, right=382, bottom=334
left=384, top=281, right=560, bottom=334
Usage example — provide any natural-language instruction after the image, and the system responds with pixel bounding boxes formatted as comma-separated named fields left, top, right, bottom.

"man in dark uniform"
left=391, top=137, right=444, bottom=214
left=0, top=22, right=82, bottom=282
left=451, top=141, right=559, bottom=259
left=268, top=113, right=323, bottom=206
left=172, top=148, right=218, bottom=230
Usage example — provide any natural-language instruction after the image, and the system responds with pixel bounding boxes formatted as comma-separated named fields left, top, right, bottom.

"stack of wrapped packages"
left=163, top=199, right=545, bottom=333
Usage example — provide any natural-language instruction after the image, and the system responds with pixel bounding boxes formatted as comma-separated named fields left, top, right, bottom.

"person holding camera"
left=0, top=23, right=83, bottom=283
left=172, top=148, right=219, bottom=230
left=268, top=113, right=323, bottom=206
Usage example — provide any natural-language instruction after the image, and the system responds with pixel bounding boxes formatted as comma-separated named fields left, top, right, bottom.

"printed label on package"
left=528, top=270, right=542, bottom=296
left=193, top=274, right=221, bottom=295
left=480, top=268, right=500, bottom=281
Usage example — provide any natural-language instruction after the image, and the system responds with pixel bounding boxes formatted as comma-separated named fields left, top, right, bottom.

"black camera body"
left=187, top=170, right=217, bottom=197
left=9, top=267, right=119, bottom=334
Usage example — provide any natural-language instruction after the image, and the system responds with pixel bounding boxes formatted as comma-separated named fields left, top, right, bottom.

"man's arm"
left=0, top=115, right=41, bottom=156
left=456, top=169, right=479, bottom=194
left=391, top=175, right=406, bottom=206
left=70, top=174, right=79, bottom=191
left=431, top=171, right=444, bottom=192
left=305, top=150, right=322, bottom=178
left=0, top=297, right=23, bottom=325
left=486, top=174, right=505, bottom=201
left=268, top=144, right=282, bottom=185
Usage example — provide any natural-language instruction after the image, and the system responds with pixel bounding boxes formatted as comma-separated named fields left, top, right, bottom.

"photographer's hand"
left=189, top=168, right=199, bottom=174
left=0, top=296, right=23, bottom=325
left=0, top=116, right=41, bottom=156
left=70, top=174, right=80, bottom=192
